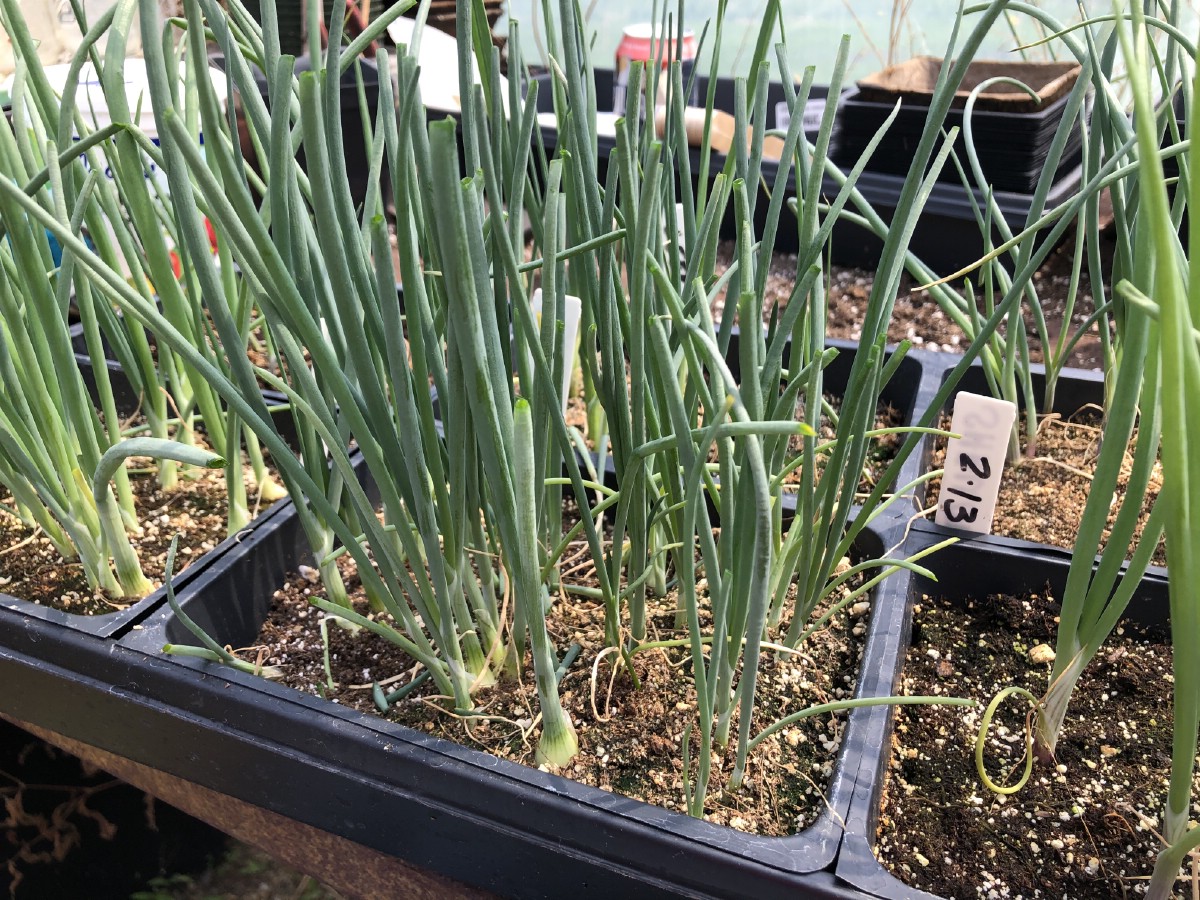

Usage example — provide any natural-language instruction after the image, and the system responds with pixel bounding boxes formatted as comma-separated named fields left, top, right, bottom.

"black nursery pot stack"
left=827, top=56, right=1089, bottom=277
left=832, top=57, right=1086, bottom=195
left=833, top=84, right=1084, bottom=193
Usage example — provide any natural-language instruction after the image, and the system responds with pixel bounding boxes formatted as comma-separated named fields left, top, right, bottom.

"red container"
left=613, top=23, right=697, bottom=114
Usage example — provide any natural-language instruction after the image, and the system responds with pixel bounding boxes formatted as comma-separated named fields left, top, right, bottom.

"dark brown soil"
left=826, top=265, right=968, bottom=354
left=248, top=539, right=870, bottom=836
left=714, top=239, right=1110, bottom=371
left=877, top=588, right=1188, bottom=899
left=795, top=397, right=904, bottom=497
left=927, top=410, right=1165, bottom=566
left=0, top=450, right=280, bottom=615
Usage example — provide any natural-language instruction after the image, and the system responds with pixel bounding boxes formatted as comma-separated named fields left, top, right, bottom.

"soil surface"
left=714, top=238, right=1110, bottom=371
left=927, top=410, right=1165, bottom=566
left=244, top=535, right=870, bottom=836
left=796, top=397, right=904, bottom=497
left=565, top=387, right=904, bottom=498
left=0, top=445, right=281, bottom=615
left=877, top=588, right=1190, bottom=899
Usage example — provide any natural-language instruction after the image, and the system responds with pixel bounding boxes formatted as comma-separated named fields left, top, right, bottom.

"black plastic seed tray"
left=835, top=533, right=1170, bottom=899
left=103, top=474, right=910, bottom=897
left=832, top=86, right=1086, bottom=194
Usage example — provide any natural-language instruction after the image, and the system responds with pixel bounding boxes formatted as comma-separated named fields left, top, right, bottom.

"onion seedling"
left=33, top=0, right=990, bottom=806
left=528, top=0, right=1006, bottom=809
left=910, top=3, right=1180, bottom=766
left=1, top=0, right=283, bottom=523
left=1115, top=4, right=1200, bottom=897
left=0, top=58, right=230, bottom=596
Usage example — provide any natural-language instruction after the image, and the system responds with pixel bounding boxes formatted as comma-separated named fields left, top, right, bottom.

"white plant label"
left=803, top=99, right=826, bottom=133
left=775, top=100, right=790, bottom=130
left=934, top=392, right=1017, bottom=534
left=529, top=289, right=582, bottom=415
left=776, top=99, right=826, bottom=134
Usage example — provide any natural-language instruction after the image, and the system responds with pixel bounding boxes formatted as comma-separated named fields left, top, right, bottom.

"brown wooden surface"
left=4, top=715, right=494, bottom=900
